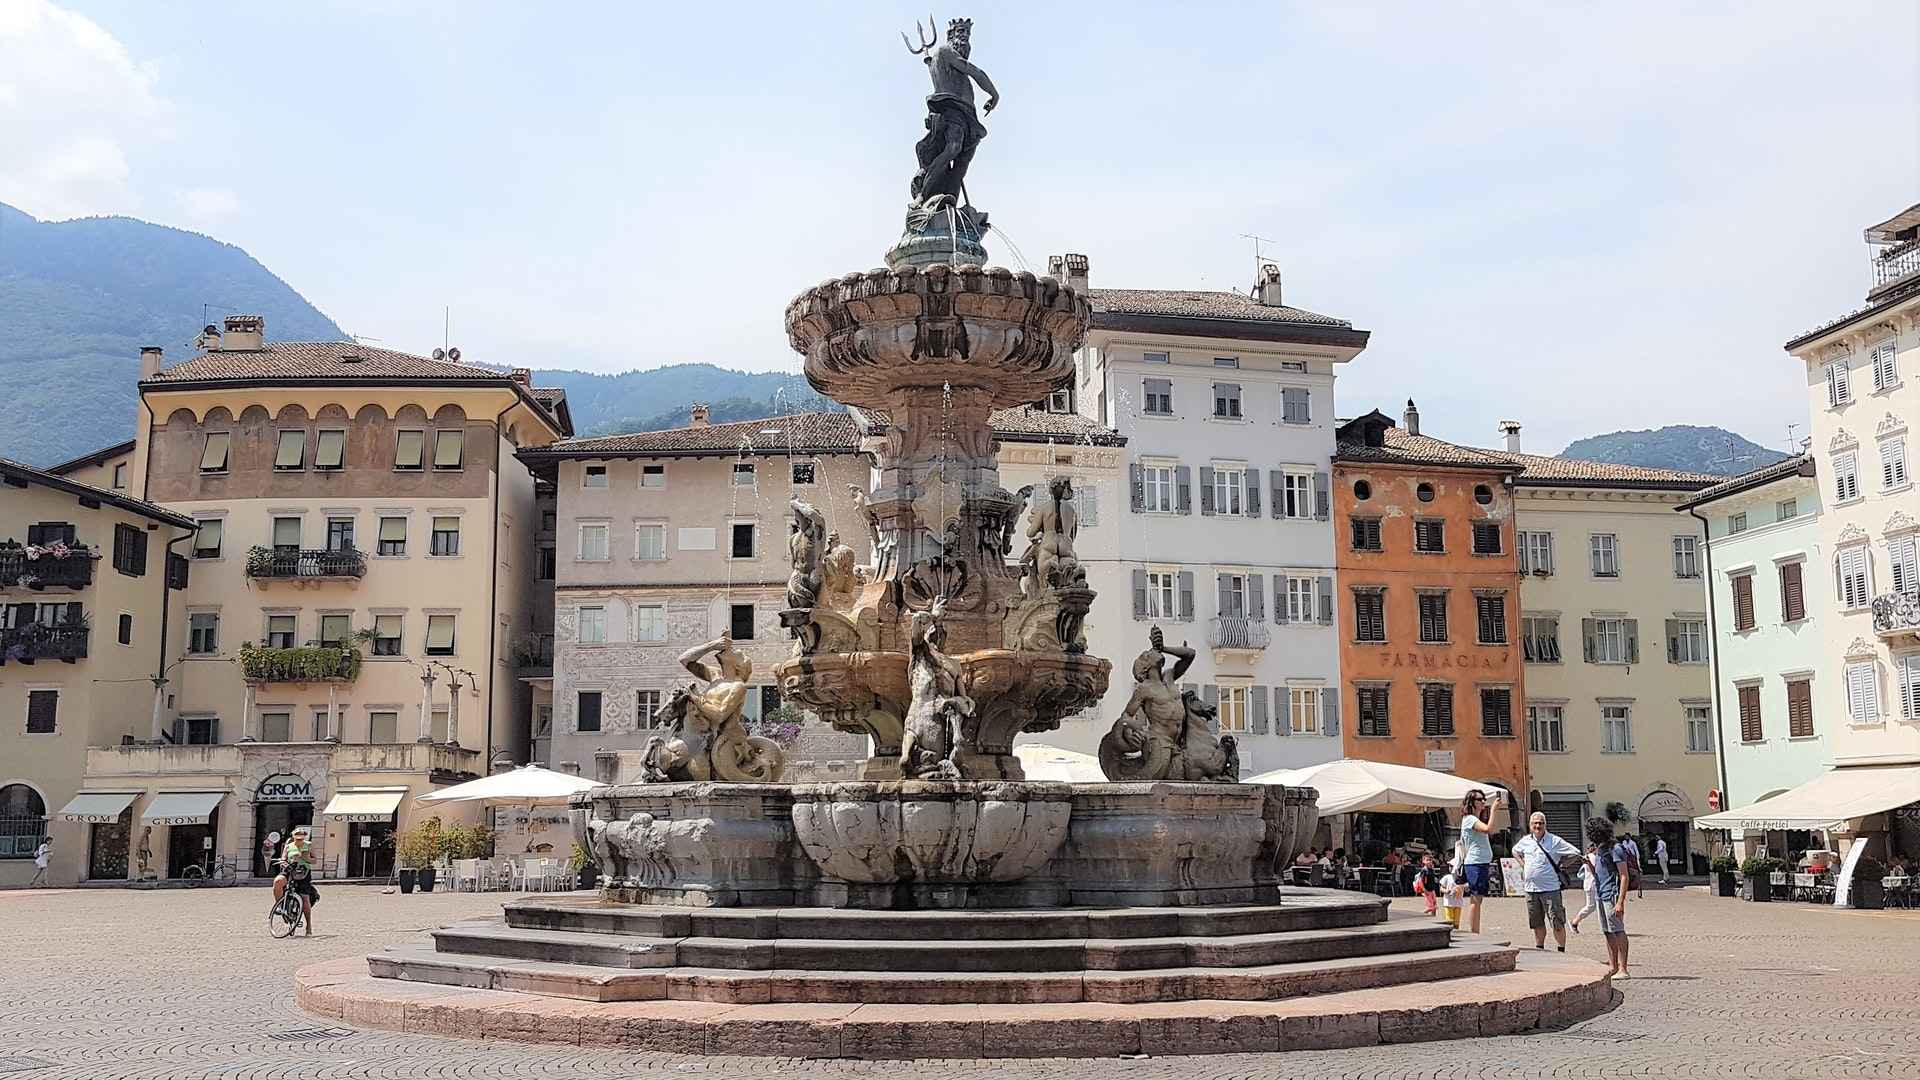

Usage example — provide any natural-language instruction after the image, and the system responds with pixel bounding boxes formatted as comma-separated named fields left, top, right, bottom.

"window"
left=1738, top=684, right=1763, bottom=742
left=1601, top=704, right=1633, bottom=752
left=314, top=429, right=345, bottom=470
left=1145, top=571, right=1177, bottom=619
left=1475, top=593, right=1507, bottom=645
left=577, top=691, right=602, bottom=733
left=1727, top=513, right=1748, bottom=536
left=1669, top=618, right=1708, bottom=663
left=1898, top=656, right=1920, bottom=720
left=1350, top=517, right=1382, bottom=551
left=1846, top=661, right=1880, bottom=723
left=1473, top=484, right=1493, bottom=506
left=430, top=517, right=460, bottom=557
left=1417, top=591, right=1448, bottom=643
left=1480, top=687, right=1513, bottom=736
left=1673, top=536, right=1700, bottom=578
left=640, top=464, right=666, bottom=488
left=1210, top=466, right=1244, bottom=515
left=116, top=612, right=132, bottom=646
left=633, top=605, right=666, bottom=642
left=270, top=429, right=304, bottom=470
left=1212, top=356, right=1239, bottom=369
left=368, top=710, right=398, bottom=743
left=729, top=604, right=756, bottom=640
left=1143, top=378, right=1173, bottom=416
left=578, top=522, right=610, bottom=561
left=112, top=523, right=147, bottom=576
left=266, top=614, right=297, bottom=649
left=1527, top=705, right=1564, bottom=752
left=1217, top=685, right=1248, bottom=733
left=1732, top=573, right=1756, bottom=631
left=267, top=516, right=300, bottom=553
left=1356, top=685, right=1390, bottom=737
left=1287, top=687, right=1320, bottom=734
left=583, top=464, right=609, bottom=489
left=1353, top=479, right=1371, bottom=501
left=1892, top=536, right=1920, bottom=598
left=1881, top=438, right=1909, bottom=489
left=200, top=432, right=231, bottom=472
left=1521, top=615, right=1560, bottom=663
left=111, top=462, right=126, bottom=489
left=325, top=517, right=354, bottom=552
left=792, top=461, right=816, bottom=485
left=1827, top=359, right=1852, bottom=407
left=635, top=524, right=666, bottom=561
left=1471, top=522, right=1501, bottom=555
left=433, top=430, right=464, bottom=470
left=1837, top=546, right=1871, bottom=610
left=578, top=606, right=606, bottom=644
left=377, top=516, right=407, bottom=556
left=1280, top=575, right=1314, bottom=624
left=1212, top=383, right=1242, bottom=419
left=537, top=546, right=556, bottom=580
left=1218, top=573, right=1248, bottom=619
left=1143, top=351, right=1170, bottom=364
left=1872, top=340, right=1900, bottom=390
left=372, top=614, right=402, bottom=656
left=1777, top=498, right=1798, bottom=521
left=425, top=614, right=456, bottom=656
left=1353, top=589, right=1386, bottom=642
left=1044, top=387, right=1072, bottom=413
left=732, top=462, right=756, bottom=488
left=636, top=690, right=663, bottom=729
left=1142, top=465, right=1175, bottom=513
left=188, top=612, right=219, bottom=655
left=1519, top=530, right=1554, bottom=575
left=1686, top=703, right=1714, bottom=752
left=25, top=689, right=58, bottom=733
left=1283, top=471, right=1315, bottom=520
left=178, top=716, right=217, bottom=745
left=1281, top=387, right=1311, bottom=425
left=1781, top=676, right=1812, bottom=734
left=394, top=430, right=424, bottom=470
left=0, top=784, right=46, bottom=857
left=319, top=614, right=350, bottom=648
left=1780, top=559, right=1807, bottom=622
left=1589, top=534, right=1619, bottom=577
left=1586, top=617, right=1633, bottom=663
left=1420, top=684, right=1454, bottom=736
left=261, top=711, right=291, bottom=743
left=1414, top=520, right=1445, bottom=553
left=1835, top=452, right=1860, bottom=501
left=193, top=519, right=223, bottom=559
left=167, top=553, right=189, bottom=590
left=1415, top=483, right=1435, bottom=503
left=730, top=522, right=756, bottom=559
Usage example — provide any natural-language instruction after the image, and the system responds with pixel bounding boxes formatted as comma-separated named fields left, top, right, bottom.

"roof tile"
left=1090, top=288, right=1350, bottom=327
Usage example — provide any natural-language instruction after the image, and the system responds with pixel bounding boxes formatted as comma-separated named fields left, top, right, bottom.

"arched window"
left=0, top=784, right=47, bottom=858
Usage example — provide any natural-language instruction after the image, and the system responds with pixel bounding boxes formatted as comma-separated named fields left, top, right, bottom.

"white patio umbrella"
left=1244, top=758, right=1514, bottom=826
left=1013, top=743, right=1106, bottom=782
left=415, top=765, right=605, bottom=854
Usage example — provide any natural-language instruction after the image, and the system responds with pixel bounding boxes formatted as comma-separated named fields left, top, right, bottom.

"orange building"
left=1332, top=404, right=1528, bottom=808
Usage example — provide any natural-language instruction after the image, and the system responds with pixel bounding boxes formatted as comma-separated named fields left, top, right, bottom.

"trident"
left=900, top=14, right=938, bottom=56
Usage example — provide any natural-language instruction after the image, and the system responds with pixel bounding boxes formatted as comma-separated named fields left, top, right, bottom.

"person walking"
left=1512, top=812, right=1581, bottom=952
left=1414, top=852, right=1440, bottom=916
left=1569, top=843, right=1601, bottom=934
left=1586, top=818, right=1631, bottom=978
left=1438, top=863, right=1464, bottom=928
left=1458, top=788, right=1502, bottom=934
left=1621, top=834, right=1644, bottom=899
left=29, top=837, right=51, bottom=887
left=1654, top=836, right=1670, bottom=884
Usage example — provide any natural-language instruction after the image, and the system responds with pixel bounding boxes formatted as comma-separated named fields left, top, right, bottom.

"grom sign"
left=256, top=773, right=314, bottom=803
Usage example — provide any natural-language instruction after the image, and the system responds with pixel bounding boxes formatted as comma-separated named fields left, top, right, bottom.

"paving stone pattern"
left=1, top=883, right=1916, bottom=1078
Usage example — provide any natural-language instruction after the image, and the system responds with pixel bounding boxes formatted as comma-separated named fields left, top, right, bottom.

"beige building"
left=50, top=316, right=570, bottom=882
left=45, top=439, right=137, bottom=493
left=0, top=459, right=197, bottom=887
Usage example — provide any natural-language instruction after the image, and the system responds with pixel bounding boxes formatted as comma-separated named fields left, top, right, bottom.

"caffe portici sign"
left=256, top=774, right=315, bottom=803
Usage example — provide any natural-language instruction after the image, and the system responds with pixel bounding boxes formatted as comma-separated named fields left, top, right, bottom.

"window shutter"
left=1779, top=562, right=1803, bottom=621
left=1321, top=687, right=1340, bottom=738
left=26, top=523, right=44, bottom=545
left=1248, top=573, right=1265, bottom=621
left=1216, top=572, right=1230, bottom=616
left=1542, top=534, right=1554, bottom=575
left=1270, top=471, right=1285, bottom=519
left=1313, top=471, right=1330, bottom=521
left=1624, top=619, right=1639, bottom=664
left=1129, top=464, right=1145, bottom=512
left=1244, top=468, right=1262, bottom=517
left=1077, top=483, right=1099, bottom=526
left=1199, top=466, right=1216, bottom=515
left=1275, top=688, right=1291, bottom=736
left=1734, top=574, right=1756, bottom=630
left=1177, top=571, right=1195, bottom=621
left=1250, top=686, right=1269, bottom=734
left=1175, top=466, right=1192, bottom=514
left=1317, top=576, right=1334, bottom=625
left=1516, top=535, right=1529, bottom=574
left=1665, top=619, right=1680, bottom=664
left=1132, top=569, right=1148, bottom=619
left=1787, top=680, right=1812, bottom=737
left=1202, top=684, right=1218, bottom=713
left=1581, top=618, right=1597, bottom=663
left=434, top=429, right=465, bottom=468
left=1274, top=578, right=1290, bottom=624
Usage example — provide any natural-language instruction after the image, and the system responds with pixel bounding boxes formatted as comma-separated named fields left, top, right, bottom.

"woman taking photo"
left=1458, top=788, right=1502, bottom=934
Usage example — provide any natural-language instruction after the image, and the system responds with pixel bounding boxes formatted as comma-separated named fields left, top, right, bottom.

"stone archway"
left=236, top=754, right=333, bottom=877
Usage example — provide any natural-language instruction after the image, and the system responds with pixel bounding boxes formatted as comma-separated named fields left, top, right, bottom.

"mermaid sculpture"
left=899, top=598, right=972, bottom=780
left=1098, top=626, right=1238, bottom=782
left=641, top=635, right=786, bottom=782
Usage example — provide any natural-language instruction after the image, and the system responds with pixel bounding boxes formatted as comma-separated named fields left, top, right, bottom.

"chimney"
left=1255, top=263, right=1284, bottom=307
left=1498, top=420, right=1522, bottom=453
left=508, top=367, right=531, bottom=386
left=220, top=314, right=265, bottom=351
left=689, top=403, right=710, bottom=427
left=1402, top=398, right=1421, bottom=437
left=1047, top=253, right=1090, bottom=293
left=139, top=346, right=164, bottom=380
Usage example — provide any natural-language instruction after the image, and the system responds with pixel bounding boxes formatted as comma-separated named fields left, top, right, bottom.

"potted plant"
left=1849, top=854, right=1887, bottom=910
left=395, top=822, right=441, bottom=895
left=570, top=841, right=598, bottom=890
left=1711, top=854, right=1739, bottom=897
left=1739, top=854, right=1775, bottom=901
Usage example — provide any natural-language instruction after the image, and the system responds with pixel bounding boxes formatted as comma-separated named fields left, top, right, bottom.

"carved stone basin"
left=789, top=781, right=1073, bottom=903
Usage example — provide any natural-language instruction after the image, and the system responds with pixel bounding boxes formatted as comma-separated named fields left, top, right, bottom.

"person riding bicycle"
left=271, top=826, right=318, bottom=935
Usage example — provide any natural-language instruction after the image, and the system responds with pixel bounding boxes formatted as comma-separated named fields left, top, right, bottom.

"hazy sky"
left=3, top=1, right=1915, bottom=454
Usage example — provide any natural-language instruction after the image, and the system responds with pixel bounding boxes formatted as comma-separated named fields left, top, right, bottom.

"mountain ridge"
left=1557, top=424, right=1792, bottom=477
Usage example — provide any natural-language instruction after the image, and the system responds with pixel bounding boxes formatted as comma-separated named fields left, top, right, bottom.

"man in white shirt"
left=1511, top=812, right=1581, bottom=952
left=1654, top=837, right=1670, bottom=883
left=29, top=837, right=51, bottom=887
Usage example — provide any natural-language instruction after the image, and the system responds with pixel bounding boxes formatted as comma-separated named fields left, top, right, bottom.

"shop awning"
left=55, top=791, right=139, bottom=823
left=1695, top=764, right=1920, bottom=831
left=320, top=788, right=407, bottom=823
left=142, top=791, right=225, bottom=826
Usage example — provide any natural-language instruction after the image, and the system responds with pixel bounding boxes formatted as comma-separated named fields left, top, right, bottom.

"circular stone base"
left=296, top=948, right=1613, bottom=1058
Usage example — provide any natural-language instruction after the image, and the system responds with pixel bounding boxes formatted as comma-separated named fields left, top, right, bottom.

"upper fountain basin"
left=785, top=263, right=1091, bottom=412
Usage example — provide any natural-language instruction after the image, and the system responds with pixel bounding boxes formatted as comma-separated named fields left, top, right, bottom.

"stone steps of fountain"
left=434, top=912, right=1451, bottom=974
left=502, top=888, right=1387, bottom=941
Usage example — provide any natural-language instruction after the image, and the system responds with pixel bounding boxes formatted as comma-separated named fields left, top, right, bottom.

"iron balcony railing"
left=1873, top=237, right=1920, bottom=291
left=1209, top=616, right=1271, bottom=651
left=0, top=625, right=89, bottom=663
left=245, top=547, right=367, bottom=580
left=0, top=545, right=96, bottom=589
left=1872, top=590, right=1920, bottom=638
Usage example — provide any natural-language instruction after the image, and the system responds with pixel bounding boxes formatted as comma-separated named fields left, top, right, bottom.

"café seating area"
left=439, top=855, right=574, bottom=893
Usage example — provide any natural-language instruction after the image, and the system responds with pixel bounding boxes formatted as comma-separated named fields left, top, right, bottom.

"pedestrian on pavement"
left=1621, top=834, right=1644, bottom=899
left=29, top=837, right=51, bottom=887
left=1438, top=863, right=1464, bottom=928
left=1655, top=836, right=1670, bottom=883
left=1512, top=812, right=1580, bottom=952
left=1458, top=788, right=1502, bottom=934
left=1414, top=852, right=1440, bottom=916
left=1586, top=818, right=1631, bottom=979
left=1569, top=843, right=1600, bottom=934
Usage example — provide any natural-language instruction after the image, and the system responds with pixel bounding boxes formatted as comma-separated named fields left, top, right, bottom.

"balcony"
left=84, top=741, right=482, bottom=785
left=0, top=624, right=89, bottom=664
left=513, top=633, right=554, bottom=679
left=1209, top=616, right=1271, bottom=654
left=238, top=641, right=362, bottom=684
left=1870, top=237, right=1920, bottom=299
left=0, top=543, right=96, bottom=589
left=245, top=546, right=366, bottom=582
left=1872, top=591, right=1920, bottom=641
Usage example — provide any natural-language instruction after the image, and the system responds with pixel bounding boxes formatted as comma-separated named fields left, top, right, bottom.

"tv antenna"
left=1239, top=233, right=1280, bottom=288
left=1784, top=422, right=1801, bottom=454
left=432, top=305, right=461, bottom=363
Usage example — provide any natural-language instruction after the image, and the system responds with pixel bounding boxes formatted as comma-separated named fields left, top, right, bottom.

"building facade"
left=1057, top=257, right=1371, bottom=776
left=1332, top=408, right=1529, bottom=807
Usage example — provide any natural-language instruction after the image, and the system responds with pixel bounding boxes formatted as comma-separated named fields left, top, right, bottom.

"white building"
left=1045, top=256, right=1371, bottom=776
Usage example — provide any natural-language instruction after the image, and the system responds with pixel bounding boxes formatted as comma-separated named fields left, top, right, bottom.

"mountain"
left=0, top=201, right=348, bottom=465
left=1558, top=425, right=1793, bottom=476
left=524, top=365, right=835, bottom=437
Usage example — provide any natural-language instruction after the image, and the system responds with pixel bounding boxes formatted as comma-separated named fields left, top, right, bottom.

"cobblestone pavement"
left=1, top=882, right=1915, bottom=1079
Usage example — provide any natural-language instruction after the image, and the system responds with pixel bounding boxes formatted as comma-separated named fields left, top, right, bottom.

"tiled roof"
left=534, top=412, right=862, bottom=456
left=1090, top=288, right=1351, bottom=328
left=1336, top=427, right=1518, bottom=470
left=1335, top=411, right=1719, bottom=489
left=1503, top=451, right=1721, bottom=490
left=44, top=438, right=135, bottom=476
left=0, top=459, right=197, bottom=529
left=1677, top=454, right=1814, bottom=508
left=860, top=406, right=1125, bottom=446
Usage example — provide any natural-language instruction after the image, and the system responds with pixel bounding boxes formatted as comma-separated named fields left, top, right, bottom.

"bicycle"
left=179, top=855, right=234, bottom=888
left=268, top=862, right=309, bottom=938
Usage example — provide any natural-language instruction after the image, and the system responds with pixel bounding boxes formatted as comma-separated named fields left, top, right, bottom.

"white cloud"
left=0, top=0, right=166, bottom=218
left=178, top=187, right=241, bottom=227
